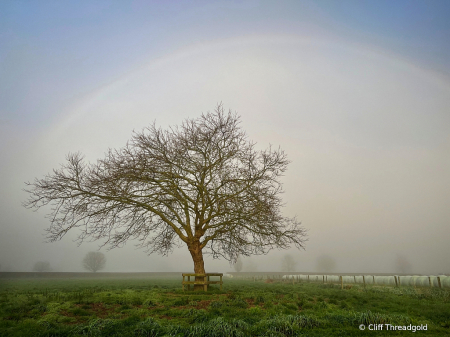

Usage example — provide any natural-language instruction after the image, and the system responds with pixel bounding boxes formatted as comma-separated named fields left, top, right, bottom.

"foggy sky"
left=1, top=0, right=450, bottom=275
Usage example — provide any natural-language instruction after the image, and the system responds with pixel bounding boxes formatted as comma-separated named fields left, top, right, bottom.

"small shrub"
left=264, top=301, right=274, bottom=309
left=230, top=298, right=248, bottom=308
left=255, top=295, right=265, bottom=304
left=228, top=292, right=237, bottom=300
left=328, top=298, right=338, bottom=305
left=254, top=315, right=300, bottom=335
left=185, top=308, right=197, bottom=317
left=34, top=304, right=47, bottom=313
left=68, top=307, right=90, bottom=316
left=189, top=309, right=211, bottom=323
left=143, top=298, right=157, bottom=307
left=314, top=301, right=329, bottom=310
left=247, top=306, right=263, bottom=315
left=119, top=304, right=132, bottom=311
left=302, top=302, right=314, bottom=310
left=282, top=302, right=298, bottom=311
left=173, top=298, right=189, bottom=306
left=133, top=317, right=164, bottom=337
left=339, top=301, right=350, bottom=309
left=71, top=318, right=120, bottom=336
left=188, top=317, right=247, bottom=337
left=209, top=301, right=224, bottom=309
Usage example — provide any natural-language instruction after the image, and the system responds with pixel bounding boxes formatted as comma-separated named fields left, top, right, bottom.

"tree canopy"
left=83, top=251, right=106, bottom=272
left=233, top=256, right=243, bottom=272
left=316, top=255, right=336, bottom=273
left=33, top=261, right=51, bottom=272
left=281, top=254, right=297, bottom=272
left=24, top=104, right=307, bottom=278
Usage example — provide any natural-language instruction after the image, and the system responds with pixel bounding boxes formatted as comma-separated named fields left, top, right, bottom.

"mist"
left=1, top=1, right=450, bottom=276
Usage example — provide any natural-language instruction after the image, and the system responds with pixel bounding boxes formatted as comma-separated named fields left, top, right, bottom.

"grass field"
left=1, top=273, right=449, bottom=336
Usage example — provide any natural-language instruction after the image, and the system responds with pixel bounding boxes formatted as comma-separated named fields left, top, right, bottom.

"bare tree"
left=316, top=255, right=336, bottom=273
left=233, top=256, right=243, bottom=273
left=33, top=261, right=51, bottom=272
left=245, top=259, right=258, bottom=272
left=24, top=104, right=307, bottom=289
left=83, top=251, right=106, bottom=272
left=281, top=254, right=297, bottom=272
left=395, top=254, right=412, bottom=274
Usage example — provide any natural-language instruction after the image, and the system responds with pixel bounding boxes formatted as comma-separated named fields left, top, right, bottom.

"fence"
left=283, top=274, right=450, bottom=289
left=230, top=273, right=450, bottom=289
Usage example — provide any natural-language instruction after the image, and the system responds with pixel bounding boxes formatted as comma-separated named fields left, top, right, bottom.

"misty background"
left=1, top=1, right=449, bottom=275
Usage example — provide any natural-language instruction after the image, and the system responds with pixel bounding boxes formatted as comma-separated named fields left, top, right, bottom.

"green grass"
left=0, top=276, right=449, bottom=336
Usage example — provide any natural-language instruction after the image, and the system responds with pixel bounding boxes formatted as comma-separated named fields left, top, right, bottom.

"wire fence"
left=229, top=273, right=450, bottom=289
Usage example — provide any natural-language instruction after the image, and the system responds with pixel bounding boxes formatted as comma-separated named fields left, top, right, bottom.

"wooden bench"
left=182, top=273, right=223, bottom=291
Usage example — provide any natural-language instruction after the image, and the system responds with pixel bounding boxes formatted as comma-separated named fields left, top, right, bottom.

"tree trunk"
left=189, top=240, right=206, bottom=291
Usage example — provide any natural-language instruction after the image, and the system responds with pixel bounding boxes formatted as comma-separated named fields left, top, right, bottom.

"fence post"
left=340, top=276, right=343, bottom=289
left=438, top=277, right=442, bottom=288
left=394, top=276, right=398, bottom=287
left=363, top=275, right=366, bottom=289
left=323, top=275, right=325, bottom=284
left=398, top=276, right=401, bottom=286
left=429, top=276, right=432, bottom=288
left=354, top=276, right=356, bottom=284
left=373, top=276, right=375, bottom=284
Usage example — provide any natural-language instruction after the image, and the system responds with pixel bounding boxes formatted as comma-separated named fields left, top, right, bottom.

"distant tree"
left=33, top=261, right=51, bottom=272
left=24, top=104, right=307, bottom=289
left=316, top=255, right=336, bottom=273
left=233, top=256, right=243, bottom=272
left=83, top=252, right=106, bottom=272
left=245, top=260, right=258, bottom=272
left=395, top=254, right=412, bottom=274
left=281, top=254, right=297, bottom=272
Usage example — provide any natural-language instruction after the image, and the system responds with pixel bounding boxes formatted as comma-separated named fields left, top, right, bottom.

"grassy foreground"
left=0, top=275, right=449, bottom=336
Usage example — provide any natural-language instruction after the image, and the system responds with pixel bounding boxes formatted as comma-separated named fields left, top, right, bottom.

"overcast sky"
left=1, top=0, right=449, bottom=274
